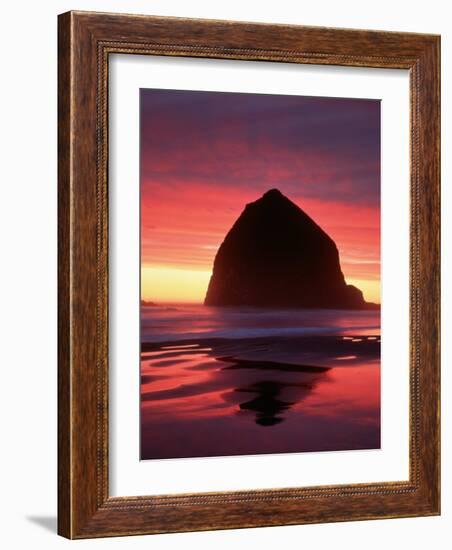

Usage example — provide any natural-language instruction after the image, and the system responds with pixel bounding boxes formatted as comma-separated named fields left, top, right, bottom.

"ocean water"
left=140, top=305, right=381, bottom=460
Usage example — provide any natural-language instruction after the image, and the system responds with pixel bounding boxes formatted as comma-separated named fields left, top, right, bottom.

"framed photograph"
left=58, top=11, right=440, bottom=538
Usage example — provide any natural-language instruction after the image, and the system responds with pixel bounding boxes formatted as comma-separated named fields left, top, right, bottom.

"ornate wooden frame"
left=58, top=11, right=440, bottom=538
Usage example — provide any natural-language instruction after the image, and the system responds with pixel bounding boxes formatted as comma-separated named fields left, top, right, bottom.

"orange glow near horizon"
left=142, top=265, right=380, bottom=307
left=141, top=269, right=380, bottom=306
left=142, top=266, right=212, bottom=304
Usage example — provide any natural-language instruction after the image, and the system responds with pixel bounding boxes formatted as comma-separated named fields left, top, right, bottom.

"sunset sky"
left=140, top=89, right=381, bottom=304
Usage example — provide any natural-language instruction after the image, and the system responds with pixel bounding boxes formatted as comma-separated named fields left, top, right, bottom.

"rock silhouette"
left=141, top=299, right=158, bottom=307
left=204, top=189, right=377, bottom=309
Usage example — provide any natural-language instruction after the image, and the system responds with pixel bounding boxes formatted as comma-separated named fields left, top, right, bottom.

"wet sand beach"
left=140, top=305, right=380, bottom=460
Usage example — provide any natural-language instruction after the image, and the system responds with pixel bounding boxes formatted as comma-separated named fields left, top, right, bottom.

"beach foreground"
left=140, top=305, right=380, bottom=460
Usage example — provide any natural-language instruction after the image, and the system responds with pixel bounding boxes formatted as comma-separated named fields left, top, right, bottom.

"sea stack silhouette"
left=204, top=189, right=377, bottom=309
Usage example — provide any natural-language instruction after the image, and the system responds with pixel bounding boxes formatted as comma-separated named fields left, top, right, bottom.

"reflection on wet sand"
left=218, top=356, right=330, bottom=427
left=238, top=380, right=295, bottom=427
left=140, top=333, right=380, bottom=459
